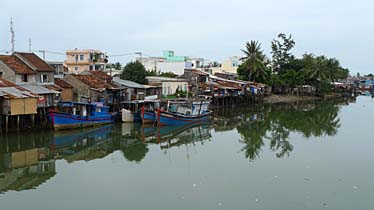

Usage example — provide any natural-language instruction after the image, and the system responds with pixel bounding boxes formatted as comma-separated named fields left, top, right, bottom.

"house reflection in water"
left=0, top=147, right=56, bottom=193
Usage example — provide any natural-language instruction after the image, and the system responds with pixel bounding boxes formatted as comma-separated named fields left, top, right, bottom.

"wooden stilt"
left=17, top=115, right=20, bottom=130
left=5, top=115, right=8, bottom=133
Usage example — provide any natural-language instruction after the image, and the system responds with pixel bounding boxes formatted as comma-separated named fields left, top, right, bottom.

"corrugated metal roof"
left=18, top=84, right=59, bottom=94
left=113, top=77, right=147, bottom=89
left=0, top=87, right=36, bottom=98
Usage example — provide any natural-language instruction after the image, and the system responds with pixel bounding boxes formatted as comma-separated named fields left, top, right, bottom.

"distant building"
left=64, top=49, right=108, bottom=74
left=200, top=56, right=242, bottom=75
left=138, top=50, right=204, bottom=75
left=47, top=61, right=69, bottom=78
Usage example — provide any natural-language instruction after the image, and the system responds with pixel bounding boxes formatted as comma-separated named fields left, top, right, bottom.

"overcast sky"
left=1, top=0, right=373, bottom=74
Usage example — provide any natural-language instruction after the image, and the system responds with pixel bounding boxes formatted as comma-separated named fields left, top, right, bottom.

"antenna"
left=10, top=18, right=15, bottom=53
left=29, top=38, right=32, bottom=52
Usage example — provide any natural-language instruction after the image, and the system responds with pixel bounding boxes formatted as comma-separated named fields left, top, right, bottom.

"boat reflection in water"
left=50, top=125, right=114, bottom=162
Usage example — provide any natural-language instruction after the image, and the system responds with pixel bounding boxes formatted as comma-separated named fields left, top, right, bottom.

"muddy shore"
left=264, top=93, right=343, bottom=104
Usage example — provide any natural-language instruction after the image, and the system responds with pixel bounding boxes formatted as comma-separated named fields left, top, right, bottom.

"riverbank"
left=264, top=93, right=343, bottom=104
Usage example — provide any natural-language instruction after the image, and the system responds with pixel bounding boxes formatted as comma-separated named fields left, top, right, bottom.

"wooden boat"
left=48, top=101, right=115, bottom=130
left=121, top=100, right=160, bottom=123
left=154, top=100, right=212, bottom=126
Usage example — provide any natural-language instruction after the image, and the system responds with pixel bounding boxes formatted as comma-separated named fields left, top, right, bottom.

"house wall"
left=156, top=62, right=188, bottom=75
left=15, top=74, right=36, bottom=84
left=162, top=81, right=188, bottom=96
left=9, top=98, right=37, bottom=115
left=65, top=50, right=106, bottom=74
left=61, top=88, right=73, bottom=101
left=0, top=62, right=16, bottom=81
left=35, top=72, right=54, bottom=84
left=63, top=76, right=91, bottom=101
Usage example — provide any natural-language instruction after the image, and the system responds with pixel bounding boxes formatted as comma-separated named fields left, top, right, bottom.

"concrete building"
left=138, top=51, right=205, bottom=75
left=146, top=76, right=188, bottom=97
left=64, top=49, right=108, bottom=74
left=47, top=61, right=69, bottom=78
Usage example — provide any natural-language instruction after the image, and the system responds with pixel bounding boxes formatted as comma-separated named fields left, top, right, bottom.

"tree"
left=238, top=41, right=269, bottom=83
left=121, top=61, right=148, bottom=84
left=271, top=33, right=295, bottom=72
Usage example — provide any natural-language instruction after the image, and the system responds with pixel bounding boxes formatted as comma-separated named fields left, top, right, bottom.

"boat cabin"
left=56, top=101, right=110, bottom=117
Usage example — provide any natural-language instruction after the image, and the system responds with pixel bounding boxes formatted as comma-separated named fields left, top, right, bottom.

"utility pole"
left=28, top=38, right=32, bottom=52
left=135, top=52, right=142, bottom=62
left=10, top=18, right=15, bottom=53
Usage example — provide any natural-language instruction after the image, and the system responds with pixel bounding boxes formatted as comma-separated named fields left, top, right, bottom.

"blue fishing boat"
left=155, top=100, right=212, bottom=126
left=122, top=100, right=160, bottom=123
left=48, top=101, right=115, bottom=130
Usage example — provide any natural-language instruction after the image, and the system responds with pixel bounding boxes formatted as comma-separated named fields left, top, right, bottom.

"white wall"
left=156, top=62, right=187, bottom=75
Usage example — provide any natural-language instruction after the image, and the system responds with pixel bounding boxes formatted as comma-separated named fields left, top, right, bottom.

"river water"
left=0, top=96, right=373, bottom=210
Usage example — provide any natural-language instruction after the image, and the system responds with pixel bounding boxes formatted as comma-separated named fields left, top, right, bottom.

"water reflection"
left=214, top=100, right=347, bottom=161
left=0, top=99, right=352, bottom=193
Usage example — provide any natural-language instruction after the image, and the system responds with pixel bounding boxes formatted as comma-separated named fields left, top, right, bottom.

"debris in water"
left=322, top=202, right=328, bottom=207
left=255, top=198, right=259, bottom=203
left=218, top=202, right=222, bottom=206
left=304, top=178, right=311, bottom=181
left=353, top=185, right=359, bottom=189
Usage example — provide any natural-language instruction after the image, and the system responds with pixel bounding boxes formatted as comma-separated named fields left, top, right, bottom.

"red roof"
left=55, top=78, right=73, bottom=88
left=16, top=52, right=54, bottom=72
left=90, top=70, right=111, bottom=80
left=0, top=55, right=35, bottom=74
left=73, top=75, right=117, bottom=89
left=0, top=77, right=17, bottom=87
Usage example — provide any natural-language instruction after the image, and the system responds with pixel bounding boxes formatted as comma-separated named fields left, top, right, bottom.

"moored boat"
left=48, top=101, right=115, bottom=130
left=122, top=100, right=160, bottom=123
left=155, top=100, right=212, bottom=126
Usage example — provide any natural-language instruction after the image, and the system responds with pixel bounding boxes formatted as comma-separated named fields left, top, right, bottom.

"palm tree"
left=240, top=41, right=269, bottom=83
left=309, top=56, right=327, bottom=81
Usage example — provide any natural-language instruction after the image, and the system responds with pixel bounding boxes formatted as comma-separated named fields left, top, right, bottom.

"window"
left=80, top=54, right=84, bottom=61
left=22, top=74, right=28, bottom=82
left=0, top=72, right=3, bottom=78
left=89, top=65, right=93, bottom=70
left=41, top=74, right=48, bottom=83
left=75, top=54, right=79, bottom=62
left=74, top=66, right=78, bottom=72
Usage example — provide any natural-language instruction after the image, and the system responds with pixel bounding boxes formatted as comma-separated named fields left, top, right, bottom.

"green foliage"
left=146, top=70, right=177, bottom=78
left=239, top=34, right=350, bottom=94
left=238, top=40, right=270, bottom=83
left=271, top=33, right=295, bottom=72
left=120, top=61, right=148, bottom=84
left=234, top=101, right=341, bottom=161
left=106, top=62, right=122, bottom=70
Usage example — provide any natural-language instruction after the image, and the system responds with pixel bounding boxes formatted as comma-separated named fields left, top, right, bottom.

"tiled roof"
left=16, top=52, right=54, bottom=72
left=90, top=70, right=111, bottom=80
left=0, top=78, right=17, bottom=87
left=55, top=78, right=73, bottom=88
left=73, top=75, right=117, bottom=89
left=44, top=84, right=62, bottom=91
left=0, top=55, right=35, bottom=74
